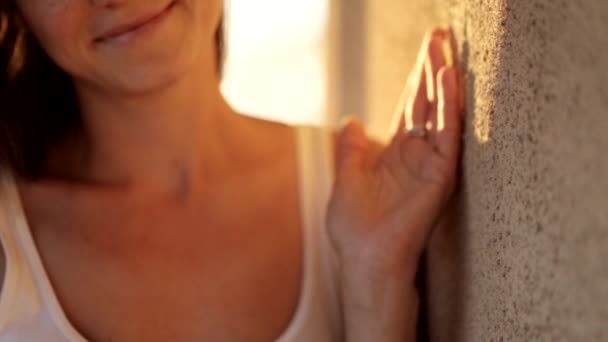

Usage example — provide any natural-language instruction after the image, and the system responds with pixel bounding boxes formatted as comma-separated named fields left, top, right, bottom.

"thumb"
left=336, top=116, right=368, bottom=174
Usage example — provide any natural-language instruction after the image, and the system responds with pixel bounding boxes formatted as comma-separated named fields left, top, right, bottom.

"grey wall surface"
left=361, top=0, right=608, bottom=340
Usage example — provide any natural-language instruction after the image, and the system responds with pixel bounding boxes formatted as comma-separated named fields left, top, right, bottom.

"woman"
left=0, top=0, right=463, bottom=341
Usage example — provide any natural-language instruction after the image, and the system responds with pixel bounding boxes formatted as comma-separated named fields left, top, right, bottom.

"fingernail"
left=430, top=27, right=448, bottom=39
left=442, top=41, right=454, bottom=67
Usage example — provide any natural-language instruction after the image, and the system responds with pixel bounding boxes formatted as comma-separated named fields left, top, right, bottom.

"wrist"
left=340, top=266, right=417, bottom=312
left=339, top=268, right=420, bottom=342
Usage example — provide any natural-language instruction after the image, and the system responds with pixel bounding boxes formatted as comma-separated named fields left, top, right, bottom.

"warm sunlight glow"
left=220, top=0, right=329, bottom=125
left=474, top=103, right=491, bottom=144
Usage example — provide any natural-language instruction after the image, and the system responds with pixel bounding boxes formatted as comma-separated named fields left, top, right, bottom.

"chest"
left=26, top=192, right=304, bottom=342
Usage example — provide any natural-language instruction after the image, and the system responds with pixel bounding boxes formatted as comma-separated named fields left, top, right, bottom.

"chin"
left=101, top=49, right=195, bottom=95
left=85, top=2, right=204, bottom=95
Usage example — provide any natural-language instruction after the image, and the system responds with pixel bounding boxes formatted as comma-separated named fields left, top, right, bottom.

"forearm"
left=340, top=269, right=420, bottom=342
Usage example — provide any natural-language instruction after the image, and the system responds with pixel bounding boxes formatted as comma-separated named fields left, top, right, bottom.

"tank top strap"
left=0, top=169, right=86, bottom=341
left=0, top=169, right=45, bottom=332
left=280, top=124, right=342, bottom=342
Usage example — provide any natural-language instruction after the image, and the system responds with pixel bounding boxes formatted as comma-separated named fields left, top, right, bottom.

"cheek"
left=20, top=0, right=88, bottom=69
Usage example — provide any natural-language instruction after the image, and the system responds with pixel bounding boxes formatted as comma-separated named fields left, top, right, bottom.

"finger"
left=425, top=29, right=448, bottom=104
left=389, top=29, right=432, bottom=139
left=445, top=27, right=458, bottom=68
left=425, top=30, right=449, bottom=146
left=388, top=99, right=407, bottom=140
left=336, top=116, right=369, bottom=173
left=435, top=66, right=462, bottom=162
left=444, top=28, right=466, bottom=115
left=404, top=44, right=429, bottom=134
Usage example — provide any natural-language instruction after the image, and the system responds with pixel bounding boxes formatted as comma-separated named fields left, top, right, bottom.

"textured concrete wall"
left=363, top=0, right=608, bottom=340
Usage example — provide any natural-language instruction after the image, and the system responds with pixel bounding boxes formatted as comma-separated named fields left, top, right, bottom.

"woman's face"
left=15, top=0, right=222, bottom=94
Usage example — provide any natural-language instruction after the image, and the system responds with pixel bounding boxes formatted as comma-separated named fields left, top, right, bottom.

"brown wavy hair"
left=0, top=1, right=225, bottom=178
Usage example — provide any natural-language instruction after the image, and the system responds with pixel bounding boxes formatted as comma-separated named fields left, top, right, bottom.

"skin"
left=329, top=30, right=463, bottom=341
left=12, top=0, right=462, bottom=341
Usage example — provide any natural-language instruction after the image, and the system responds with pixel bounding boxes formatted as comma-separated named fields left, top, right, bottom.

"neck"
left=62, top=48, right=241, bottom=198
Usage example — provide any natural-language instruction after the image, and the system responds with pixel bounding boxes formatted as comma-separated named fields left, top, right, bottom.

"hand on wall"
left=326, top=27, right=464, bottom=341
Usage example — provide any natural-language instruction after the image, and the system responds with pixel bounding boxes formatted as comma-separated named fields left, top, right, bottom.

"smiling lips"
left=94, top=0, right=176, bottom=44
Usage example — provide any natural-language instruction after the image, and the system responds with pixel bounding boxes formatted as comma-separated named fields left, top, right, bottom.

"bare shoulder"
left=240, top=114, right=386, bottom=169
left=234, top=114, right=297, bottom=166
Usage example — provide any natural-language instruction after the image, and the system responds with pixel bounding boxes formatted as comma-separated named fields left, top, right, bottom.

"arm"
left=340, top=267, right=419, bottom=342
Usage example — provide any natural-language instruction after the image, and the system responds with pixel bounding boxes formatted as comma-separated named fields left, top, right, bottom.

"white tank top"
left=0, top=125, right=343, bottom=341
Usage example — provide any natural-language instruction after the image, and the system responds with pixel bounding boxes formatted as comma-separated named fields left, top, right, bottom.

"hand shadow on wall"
left=418, top=39, right=474, bottom=342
